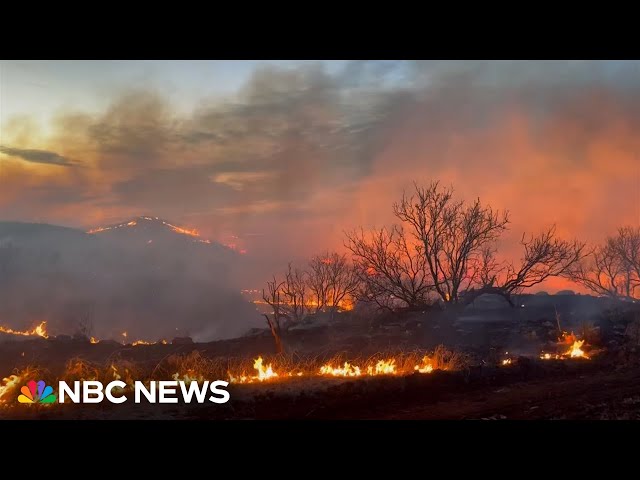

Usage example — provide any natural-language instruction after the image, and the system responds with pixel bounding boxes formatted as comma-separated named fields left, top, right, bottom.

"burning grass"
left=539, top=332, right=594, bottom=361
left=0, top=346, right=471, bottom=403
left=0, top=321, right=48, bottom=339
left=0, top=366, right=49, bottom=406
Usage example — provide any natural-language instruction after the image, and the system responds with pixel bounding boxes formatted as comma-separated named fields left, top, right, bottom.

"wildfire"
left=132, top=339, right=167, bottom=346
left=162, top=221, right=199, bottom=237
left=87, top=217, right=205, bottom=241
left=87, top=219, right=139, bottom=234
left=90, top=337, right=98, bottom=344
left=172, top=372, right=204, bottom=383
left=367, top=359, right=397, bottom=375
left=566, top=340, right=589, bottom=359
left=319, top=358, right=403, bottom=377
left=320, top=362, right=362, bottom=377
left=254, top=357, right=278, bottom=381
left=414, top=356, right=434, bottom=373
left=87, top=226, right=109, bottom=234
left=228, top=356, right=280, bottom=384
left=0, top=321, right=48, bottom=339
left=0, top=375, right=22, bottom=404
left=540, top=333, right=592, bottom=360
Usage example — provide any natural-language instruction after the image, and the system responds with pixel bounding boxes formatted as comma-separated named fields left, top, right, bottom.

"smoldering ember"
left=1, top=60, right=639, bottom=420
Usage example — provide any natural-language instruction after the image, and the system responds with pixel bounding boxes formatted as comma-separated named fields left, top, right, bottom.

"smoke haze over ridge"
left=2, top=60, right=639, bottom=293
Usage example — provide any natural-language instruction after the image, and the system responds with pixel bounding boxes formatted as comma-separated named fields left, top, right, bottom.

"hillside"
left=0, top=219, right=262, bottom=341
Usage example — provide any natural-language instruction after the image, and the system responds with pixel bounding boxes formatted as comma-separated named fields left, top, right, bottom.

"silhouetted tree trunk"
left=263, top=314, right=283, bottom=354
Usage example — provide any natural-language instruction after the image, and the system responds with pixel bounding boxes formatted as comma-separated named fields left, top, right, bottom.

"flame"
left=0, top=321, right=48, bottom=338
left=540, top=334, right=591, bottom=360
left=132, top=339, right=167, bottom=346
left=367, top=359, right=397, bottom=375
left=228, top=356, right=280, bottom=384
left=320, top=362, right=362, bottom=377
left=87, top=226, right=109, bottom=234
left=254, top=357, right=278, bottom=381
left=87, top=217, right=205, bottom=240
left=90, top=337, right=98, bottom=344
left=414, top=356, right=434, bottom=373
left=502, top=358, right=512, bottom=366
left=162, top=221, right=199, bottom=237
left=318, top=358, right=399, bottom=377
left=566, top=340, right=589, bottom=359
left=121, top=332, right=127, bottom=339
left=0, top=375, right=22, bottom=404
left=172, top=372, right=204, bottom=383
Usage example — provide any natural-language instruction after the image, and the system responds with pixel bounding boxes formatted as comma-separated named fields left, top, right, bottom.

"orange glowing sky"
left=1, top=60, right=639, bottom=292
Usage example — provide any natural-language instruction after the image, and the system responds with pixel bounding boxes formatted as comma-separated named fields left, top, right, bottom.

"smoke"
left=0, top=221, right=262, bottom=340
left=1, top=60, right=639, bottom=298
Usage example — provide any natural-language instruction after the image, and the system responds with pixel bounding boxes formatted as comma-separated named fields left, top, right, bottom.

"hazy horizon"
left=2, top=60, right=640, bottom=293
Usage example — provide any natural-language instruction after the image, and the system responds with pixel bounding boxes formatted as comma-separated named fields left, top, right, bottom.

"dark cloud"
left=0, top=145, right=76, bottom=166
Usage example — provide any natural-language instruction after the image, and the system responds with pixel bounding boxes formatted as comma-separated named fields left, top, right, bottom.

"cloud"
left=0, top=145, right=76, bottom=166
left=1, top=60, right=639, bottom=294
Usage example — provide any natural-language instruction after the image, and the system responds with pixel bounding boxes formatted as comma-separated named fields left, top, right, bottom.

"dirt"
left=2, top=307, right=640, bottom=420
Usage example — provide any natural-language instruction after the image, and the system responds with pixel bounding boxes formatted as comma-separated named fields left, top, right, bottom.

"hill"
left=0, top=219, right=261, bottom=341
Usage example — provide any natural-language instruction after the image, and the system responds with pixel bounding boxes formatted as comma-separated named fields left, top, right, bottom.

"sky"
left=1, top=60, right=639, bottom=291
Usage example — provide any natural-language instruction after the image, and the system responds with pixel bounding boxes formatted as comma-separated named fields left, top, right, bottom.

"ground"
left=1, top=301, right=640, bottom=420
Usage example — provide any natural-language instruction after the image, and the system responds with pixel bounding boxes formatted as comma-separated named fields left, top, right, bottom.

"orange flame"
left=540, top=334, right=591, bottom=360
left=566, top=340, right=589, bottom=359
left=0, top=375, right=22, bottom=404
left=229, top=356, right=280, bottom=384
left=414, top=356, right=434, bottom=373
left=0, top=321, right=48, bottom=339
left=319, top=362, right=362, bottom=377
left=319, top=358, right=403, bottom=377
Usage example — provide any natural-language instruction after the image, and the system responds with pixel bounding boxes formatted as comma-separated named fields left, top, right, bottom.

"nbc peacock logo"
left=18, top=380, right=57, bottom=404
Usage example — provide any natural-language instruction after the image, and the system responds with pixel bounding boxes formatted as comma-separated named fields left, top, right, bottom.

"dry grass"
left=0, top=365, right=49, bottom=404
left=1, top=345, right=469, bottom=402
left=62, top=357, right=144, bottom=387
left=428, top=344, right=468, bottom=371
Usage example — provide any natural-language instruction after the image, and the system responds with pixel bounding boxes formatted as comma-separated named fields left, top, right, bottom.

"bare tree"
left=393, top=181, right=510, bottom=304
left=307, top=251, right=359, bottom=312
left=325, top=252, right=360, bottom=310
left=261, top=276, right=285, bottom=353
left=569, top=226, right=640, bottom=300
left=463, top=226, right=586, bottom=305
left=307, top=253, right=330, bottom=312
left=282, top=263, right=308, bottom=322
left=613, top=226, right=640, bottom=293
left=345, top=226, right=433, bottom=310
left=502, top=227, right=586, bottom=302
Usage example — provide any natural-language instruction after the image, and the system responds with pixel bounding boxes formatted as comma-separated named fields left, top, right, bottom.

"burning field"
left=2, top=302, right=639, bottom=420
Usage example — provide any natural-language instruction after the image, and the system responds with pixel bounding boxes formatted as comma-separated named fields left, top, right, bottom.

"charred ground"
left=1, top=294, right=639, bottom=420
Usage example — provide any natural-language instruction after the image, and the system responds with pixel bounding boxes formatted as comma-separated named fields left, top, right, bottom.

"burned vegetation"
left=1, top=181, right=640, bottom=420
